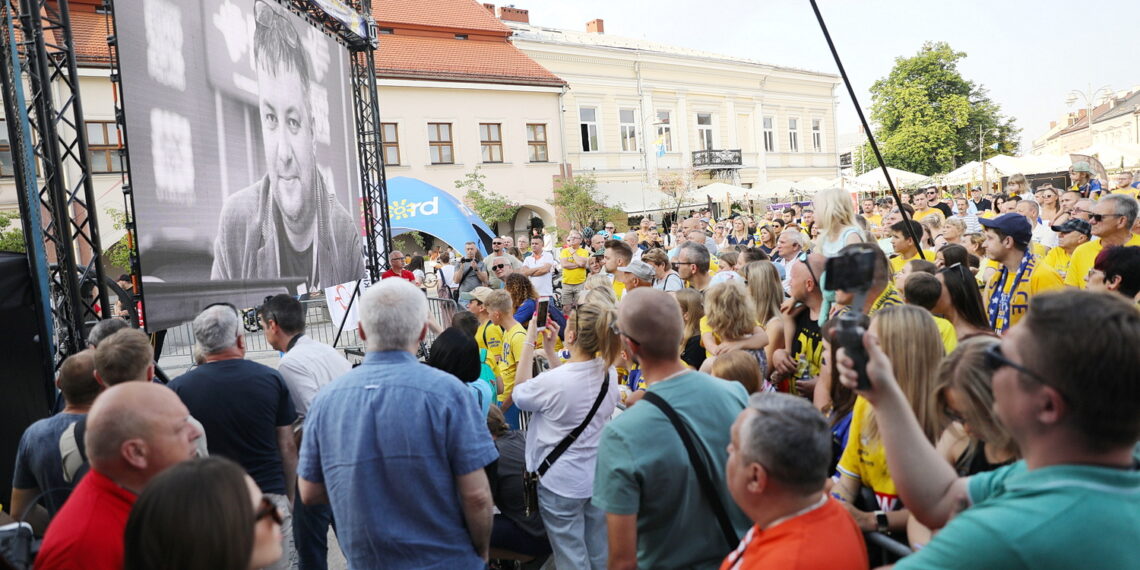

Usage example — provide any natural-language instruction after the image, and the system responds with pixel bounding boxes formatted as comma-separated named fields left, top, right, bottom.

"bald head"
left=618, top=288, right=683, bottom=362
left=86, top=382, right=199, bottom=488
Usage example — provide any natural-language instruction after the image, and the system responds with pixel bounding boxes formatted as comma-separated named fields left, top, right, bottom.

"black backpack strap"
left=536, top=372, right=610, bottom=476
left=642, top=391, right=738, bottom=548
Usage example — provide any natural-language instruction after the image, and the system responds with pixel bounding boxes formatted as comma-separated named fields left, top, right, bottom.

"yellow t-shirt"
left=1066, top=234, right=1140, bottom=288
left=559, top=247, right=590, bottom=285
left=984, top=260, right=1065, bottom=330
left=476, top=320, right=503, bottom=372
left=1111, top=188, right=1139, bottom=199
left=865, top=213, right=883, bottom=229
left=837, top=397, right=900, bottom=511
left=497, top=323, right=527, bottom=402
left=979, top=210, right=997, bottom=219
left=914, top=208, right=944, bottom=222
left=932, top=315, right=958, bottom=354
left=1041, top=246, right=1074, bottom=281
left=888, top=249, right=932, bottom=275
left=611, top=277, right=625, bottom=301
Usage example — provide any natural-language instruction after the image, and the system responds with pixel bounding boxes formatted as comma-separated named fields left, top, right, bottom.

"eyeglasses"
left=672, top=260, right=691, bottom=270
left=610, top=321, right=641, bottom=346
left=492, top=264, right=507, bottom=271
left=256, top=496, right=283, bottom=525
left=796, top=251, right=818, bottom=285
left=983, top=343, right=1045, bottom=383
left=605, top=226, right=615, bottom=230
left=1088, top=213, right=1123, bottom=224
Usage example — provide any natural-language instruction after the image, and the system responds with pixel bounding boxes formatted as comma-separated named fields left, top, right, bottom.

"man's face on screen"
left=258, top=63, right=315, bottom=224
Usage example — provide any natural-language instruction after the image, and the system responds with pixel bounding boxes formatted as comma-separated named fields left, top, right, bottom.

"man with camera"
left=834, top=289, right=1140, bottom=569
left=456, top=241, right=489, bottom=295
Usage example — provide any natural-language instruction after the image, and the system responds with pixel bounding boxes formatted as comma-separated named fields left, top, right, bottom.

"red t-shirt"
left=720, top=497, right=867, bottom=570
left=381, top=269, right=416, bottom=282
left=35, top=469, right=137, bottom=570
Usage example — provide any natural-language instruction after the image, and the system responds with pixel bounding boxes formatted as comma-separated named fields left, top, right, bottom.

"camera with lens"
left=823, top=246, right=877, bottom=390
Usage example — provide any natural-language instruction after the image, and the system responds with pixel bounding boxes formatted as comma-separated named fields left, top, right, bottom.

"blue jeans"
left=294, top=497, right=336, bottom=570
left=537, top=484, right=607, bottom=570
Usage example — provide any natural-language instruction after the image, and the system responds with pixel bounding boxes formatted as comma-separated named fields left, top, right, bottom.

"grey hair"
left=1018, top=200, right=1040, bottom=217
left=740, top=392, right=831, bottom=494
left=360, top=278, right=428, bottom=351
left=779, top=229, right=807, bottom=248
left=1102, top=194, right=1139, bottom=227
left=88, top=318, right=129, bottom=347
left=679, top=242, right=710, bottom=273
left=193, top=305, right=241, bottom=355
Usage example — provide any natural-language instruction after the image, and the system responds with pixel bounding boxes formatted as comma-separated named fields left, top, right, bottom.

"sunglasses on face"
left=256, top=496, right=283, bottom=525
left=492, top=264, right=506, bottom=271
left=983, top=343, right=1045, bottom=383
left=1088, top=213, right=1122, bottom=223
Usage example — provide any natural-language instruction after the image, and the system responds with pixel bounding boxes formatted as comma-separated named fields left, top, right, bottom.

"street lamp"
left=1066, top=84, right=1113, bottom=147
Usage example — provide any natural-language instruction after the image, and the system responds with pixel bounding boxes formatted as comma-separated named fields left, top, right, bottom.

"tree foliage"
left=857, top=42, right=1020, bottom=176
left=657, top=169, right=699, bottom=216
left=548, top=174, right=623, bottom=231
left=0, top=211, right=26, bottom=253
left=457, top=167, right=519, bottom=230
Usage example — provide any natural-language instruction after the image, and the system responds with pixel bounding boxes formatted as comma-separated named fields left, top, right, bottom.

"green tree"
left=103, top=208, right=135, bottom=271
left=457, top=167, right=519, bottom=230
left=0, top=211, right=26, bottom=253
left=548, top=174, right=623, bottom=231
left=859, top=41, right=1020, bottom=176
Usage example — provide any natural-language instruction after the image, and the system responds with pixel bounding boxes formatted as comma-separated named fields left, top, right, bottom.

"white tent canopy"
left=854, top=167, right=929, bottom=189
left=1071, top=143, right=1140, bottom=169
left=698, top=181, right=752, bottom=201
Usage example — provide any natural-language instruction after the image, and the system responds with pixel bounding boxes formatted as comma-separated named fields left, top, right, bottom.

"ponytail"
left=572, top=300, right=623, bottom=366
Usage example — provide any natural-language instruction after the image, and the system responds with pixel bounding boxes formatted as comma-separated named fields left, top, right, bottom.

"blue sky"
left=529, top=0, right=1138, bottom=151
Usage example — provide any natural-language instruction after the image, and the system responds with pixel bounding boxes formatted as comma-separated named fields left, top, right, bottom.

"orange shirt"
left=720, top=497, right=868, bottom=570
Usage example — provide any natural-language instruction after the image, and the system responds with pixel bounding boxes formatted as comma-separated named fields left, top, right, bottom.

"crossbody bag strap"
left=642, top=391, right=738, bottom=548
left=536, top=372, right=610, bottom=476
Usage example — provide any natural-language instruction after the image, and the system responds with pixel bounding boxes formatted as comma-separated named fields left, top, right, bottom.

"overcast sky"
left=528, top=0, right=1138, bottom=152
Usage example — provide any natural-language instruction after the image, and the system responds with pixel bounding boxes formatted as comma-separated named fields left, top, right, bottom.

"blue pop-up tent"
left=387, top=177, right=496, bottom=255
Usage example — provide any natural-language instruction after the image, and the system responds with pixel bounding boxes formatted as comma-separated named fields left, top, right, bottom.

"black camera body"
left=824, top=247, right=878, bottom=390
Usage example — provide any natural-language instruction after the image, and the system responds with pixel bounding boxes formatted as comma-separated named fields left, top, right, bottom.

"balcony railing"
left=692, top=149, right=742, bottom=169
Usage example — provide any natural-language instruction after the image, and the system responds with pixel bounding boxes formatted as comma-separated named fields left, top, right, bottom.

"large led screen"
left=115, top=0, right=364, bottom=330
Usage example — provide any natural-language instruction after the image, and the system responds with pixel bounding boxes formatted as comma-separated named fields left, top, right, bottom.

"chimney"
left=483, top=3, right=495, bottom=14
left=498, top=6, right=529, bottom=23
left=586, top=19, right=604, bottom=34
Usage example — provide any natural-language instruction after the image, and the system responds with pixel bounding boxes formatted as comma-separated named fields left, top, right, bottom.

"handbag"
left=642, top=391, right=739, bottom=548
left=522, top=371, right=610, bottom=517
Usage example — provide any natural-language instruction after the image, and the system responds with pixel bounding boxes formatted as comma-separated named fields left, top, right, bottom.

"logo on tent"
left=390, top=197, right=439, bottom=220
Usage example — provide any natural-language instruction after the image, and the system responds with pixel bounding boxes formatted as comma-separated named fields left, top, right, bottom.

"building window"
left=428, top=122, right=453, bottom=164
left=579, top=107, right=599, bottom=152
left=479, top=123, right=503, bottom=163
left=86, top=120, right=123, bottom=173
left=527, top=123, right=548, bottom=162
left=380, top=123, right=400, bottom=166
left=655, top=110, right=672, bottom=152
left=812, top=119, right=823, bottom=152
left=788, top=117, right=799, bottom=153
left=619, top=108, right=638, bottom=152
left=0, top=120, right=13, bottom=177
left=697, top=113, right=714, bottom=151
left=763, top=116, right=775, bottom=152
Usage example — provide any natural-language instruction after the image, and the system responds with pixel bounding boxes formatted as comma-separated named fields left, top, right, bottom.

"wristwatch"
left=874, top=510, right=889, bottom=533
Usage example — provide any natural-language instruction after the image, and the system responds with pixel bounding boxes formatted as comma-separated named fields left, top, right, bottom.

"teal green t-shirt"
left=592, top=371, right=750, bottom=570
left=897, top=453, right=1140, bottom=569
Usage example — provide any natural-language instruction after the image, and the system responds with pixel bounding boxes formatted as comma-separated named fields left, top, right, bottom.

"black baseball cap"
left=1050, top=218, right=1092, bottom=238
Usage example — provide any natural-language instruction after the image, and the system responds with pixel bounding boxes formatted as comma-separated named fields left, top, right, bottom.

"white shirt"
left=1033, top=221, right=1059, bottom=248
left=439, top=264, right=456, bottom=288
left=278, top=335, right=352, bottom=418
left=511, top=358, right=620, bottom=499
left=523, top=250, right=556, bottom=297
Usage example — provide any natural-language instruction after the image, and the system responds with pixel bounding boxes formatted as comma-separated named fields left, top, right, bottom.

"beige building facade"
left=504, top=14, right=841, bottom=214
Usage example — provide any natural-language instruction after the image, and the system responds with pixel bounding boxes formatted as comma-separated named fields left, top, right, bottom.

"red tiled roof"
left=376, top=34, right=564, bottom=87
left=373, top=0, right=509, bottom=36
left=71, top=9, right=112, bottom=64
left=1050, top=101, right=1114, bottom=140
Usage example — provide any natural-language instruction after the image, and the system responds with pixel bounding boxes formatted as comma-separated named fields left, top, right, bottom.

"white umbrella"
left=753, top=179, right=796, bottom=199
left=854, top=167, right=928, bottom=189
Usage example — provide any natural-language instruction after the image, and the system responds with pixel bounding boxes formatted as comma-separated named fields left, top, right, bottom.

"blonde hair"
left=583, top=274, right=612, bottom=293
left=570, top=300, right=623, bottom=366
left=813, top=187, right=858, bottom=240
left=934, top=337, right=1018, bottom=459
left=483, top=290, right=513, bottom=314
left=581, top=286, right=616, bottom=307
left=867, top=305, right=944, bottom=443
left=943, top=217, right=967, bottom=235
left=711, top=351, right=761, bottom=394
left=743, top=261, right=782, bottom=325
left=673, top=288, right=704, bottom=341
left=705, top=281, right=757, bottom=342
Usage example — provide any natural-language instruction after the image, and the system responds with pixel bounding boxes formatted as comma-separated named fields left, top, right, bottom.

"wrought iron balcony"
left=692, top=149, right=742, bottom=169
